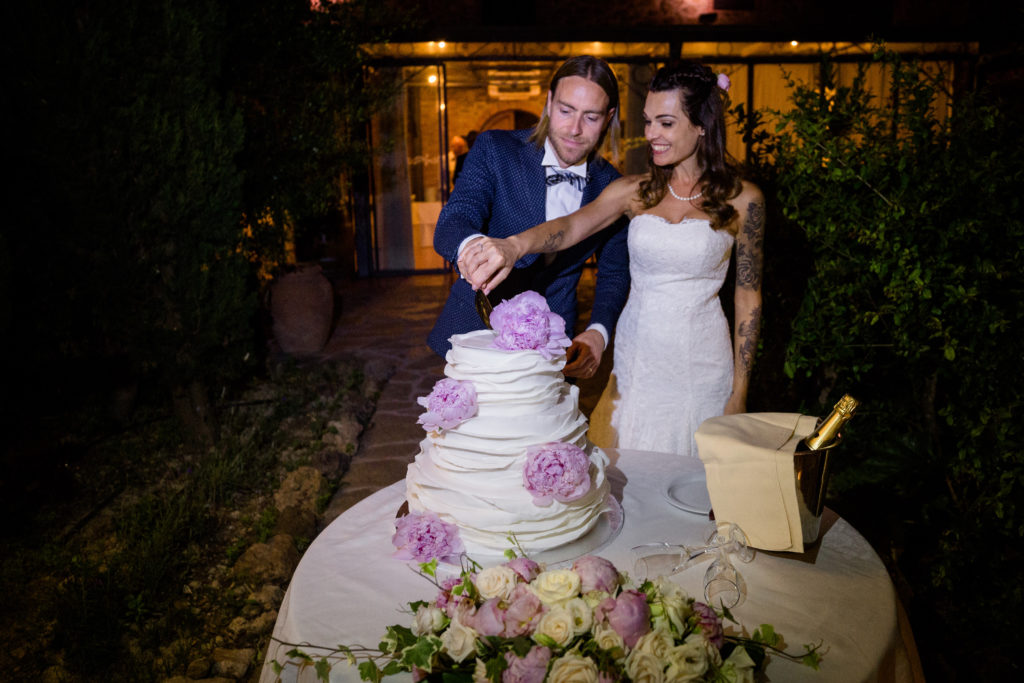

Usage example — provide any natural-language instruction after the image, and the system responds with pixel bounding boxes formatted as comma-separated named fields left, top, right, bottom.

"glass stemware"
left=631, top=522, right=754, bottom=608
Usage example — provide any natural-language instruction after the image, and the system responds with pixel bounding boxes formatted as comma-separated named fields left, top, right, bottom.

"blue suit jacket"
left=428, top=128, right=630, bottom=357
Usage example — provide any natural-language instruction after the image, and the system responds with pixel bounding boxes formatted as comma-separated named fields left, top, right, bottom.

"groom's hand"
left=459, top=237, right=518, bottom=293
left=563, top=330, right=604, bottom=378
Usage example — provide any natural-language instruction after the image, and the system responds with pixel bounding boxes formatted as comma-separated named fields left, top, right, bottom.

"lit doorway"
left=369, top=60, right=553, bottom=273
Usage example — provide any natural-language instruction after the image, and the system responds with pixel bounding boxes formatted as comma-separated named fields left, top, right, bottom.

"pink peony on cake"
left=403, top=292, right=610, bottom=557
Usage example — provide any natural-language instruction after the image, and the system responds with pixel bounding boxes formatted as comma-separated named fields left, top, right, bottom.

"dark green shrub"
left=762, top=49, right=1023, bottom=678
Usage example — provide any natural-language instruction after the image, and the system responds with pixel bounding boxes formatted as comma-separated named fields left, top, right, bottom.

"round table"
left=261, top=449, right=917, bottom=683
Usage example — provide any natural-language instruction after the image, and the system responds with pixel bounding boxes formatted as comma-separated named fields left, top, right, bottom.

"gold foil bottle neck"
left=804, top=394, right=859, bottom=451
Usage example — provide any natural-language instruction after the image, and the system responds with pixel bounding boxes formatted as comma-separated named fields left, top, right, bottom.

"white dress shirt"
left=457, top=138, right=608, bottom=348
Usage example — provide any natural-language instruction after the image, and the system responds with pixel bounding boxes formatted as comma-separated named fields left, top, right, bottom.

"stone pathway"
left=317, top=273, right=451, bottom=526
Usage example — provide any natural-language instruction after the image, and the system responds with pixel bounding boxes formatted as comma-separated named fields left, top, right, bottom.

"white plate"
left=664, top=462, right=712, bottom=515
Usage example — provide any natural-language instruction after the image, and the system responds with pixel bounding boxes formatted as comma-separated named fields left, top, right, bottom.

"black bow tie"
left=546, top=170, right=589, bottom=192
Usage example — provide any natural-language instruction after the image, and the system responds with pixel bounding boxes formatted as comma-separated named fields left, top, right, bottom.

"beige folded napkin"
left=695, top=412, right=819, bottom=553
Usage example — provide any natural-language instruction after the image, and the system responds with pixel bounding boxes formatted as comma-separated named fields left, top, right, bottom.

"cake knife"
left=474, top=289, right=493, bottom=329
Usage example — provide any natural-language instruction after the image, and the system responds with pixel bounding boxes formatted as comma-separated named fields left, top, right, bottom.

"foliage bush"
left=4, top=0, right=399, bottom=446
left=225, top=0, right=402, bottom=269
left=6, top=0, right=254, bottom=447
left=753, top=49, right=1023, bottom=677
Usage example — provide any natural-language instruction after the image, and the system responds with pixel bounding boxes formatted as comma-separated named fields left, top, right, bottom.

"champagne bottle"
left=800, top=394, right=859, bottom=451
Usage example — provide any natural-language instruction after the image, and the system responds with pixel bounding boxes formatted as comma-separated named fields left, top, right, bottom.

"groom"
left=427, top=55, right=630, bottom=378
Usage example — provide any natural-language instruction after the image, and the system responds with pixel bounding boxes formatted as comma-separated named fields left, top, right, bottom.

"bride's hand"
left=459, top=237, right=519, bottom=293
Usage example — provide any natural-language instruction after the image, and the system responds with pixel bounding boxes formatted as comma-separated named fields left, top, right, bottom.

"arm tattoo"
left=541, top=230, right=565, bottom=253
left=735, top=200, right=765, bottom=291
left=737, top=304, right=762, bottom=375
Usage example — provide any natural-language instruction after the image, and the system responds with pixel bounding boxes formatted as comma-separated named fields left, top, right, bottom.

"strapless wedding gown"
left=589, top=214, right=735, bottom=457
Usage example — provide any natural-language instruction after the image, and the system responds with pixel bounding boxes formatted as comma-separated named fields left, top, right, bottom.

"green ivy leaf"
left=399, top=635, right=442, bottom=670
left=802, top=647, right=823, bottom=670
left=381, top=660, right=404, bottom=676
left=315, top=657, right=332, bottom=681
left=752, top=624, right=780, bottom=648
left=358, top=660, right=384, bottom=682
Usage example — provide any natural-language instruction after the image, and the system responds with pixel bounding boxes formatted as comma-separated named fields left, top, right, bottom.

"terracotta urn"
left=270, top=263, right=335, bottom=355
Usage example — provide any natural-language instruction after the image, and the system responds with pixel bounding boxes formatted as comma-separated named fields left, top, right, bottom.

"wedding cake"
left=400, top=292, right=611, bottom=559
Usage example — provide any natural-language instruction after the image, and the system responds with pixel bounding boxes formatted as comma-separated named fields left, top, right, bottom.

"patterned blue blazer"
left=428, top=128, right=630, bottom=357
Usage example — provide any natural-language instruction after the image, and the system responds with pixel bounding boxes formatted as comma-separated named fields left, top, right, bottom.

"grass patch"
left=0, top=357, right=377, bottom=681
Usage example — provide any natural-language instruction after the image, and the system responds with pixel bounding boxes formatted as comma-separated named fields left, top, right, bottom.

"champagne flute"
left=631, top=522, right=754, bottom=582
left=703, top=552, right=746, bottom=608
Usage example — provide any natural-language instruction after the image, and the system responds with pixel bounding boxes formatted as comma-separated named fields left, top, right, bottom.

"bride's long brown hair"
left=638, top=62, right=742, bottom=230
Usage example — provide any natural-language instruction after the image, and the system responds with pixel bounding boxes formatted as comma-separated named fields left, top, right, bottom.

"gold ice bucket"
left=792, top=435, right=842, bottom=545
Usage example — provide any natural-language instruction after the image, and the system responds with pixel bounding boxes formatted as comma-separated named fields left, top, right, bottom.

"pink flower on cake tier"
left=392, top=511, right=464, bottom=563
left=595, top=589, right=651, bottom=648
left=503, top=645, right=552, bottom=683
left=523, top=442, right=592, bottom=506
left=489, top=290, right=571, bottom=360
left=417, top=378, right=477, bottom=431
left=573, top=555, right=621, bottom=594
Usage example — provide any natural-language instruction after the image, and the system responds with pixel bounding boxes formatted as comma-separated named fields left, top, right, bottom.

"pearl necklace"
left=667, top=181, right=702, bottom=202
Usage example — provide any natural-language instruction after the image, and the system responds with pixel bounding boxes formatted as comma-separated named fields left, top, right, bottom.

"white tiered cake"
left=405, top=329, right=611, bottom=557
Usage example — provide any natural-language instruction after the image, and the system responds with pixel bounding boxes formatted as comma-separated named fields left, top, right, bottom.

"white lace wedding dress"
left=589, top=214, right=735, bottom=457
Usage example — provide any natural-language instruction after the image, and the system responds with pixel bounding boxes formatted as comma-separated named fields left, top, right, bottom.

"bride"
left=461, top=61, right=764, bottom=457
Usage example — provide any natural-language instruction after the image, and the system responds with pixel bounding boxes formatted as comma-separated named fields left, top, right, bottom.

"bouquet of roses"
left=272, top=549, right=821, bottom=683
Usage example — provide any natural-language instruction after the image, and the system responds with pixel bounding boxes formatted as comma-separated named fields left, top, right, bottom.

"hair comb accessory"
left=717, top=73, right=731, bottom=92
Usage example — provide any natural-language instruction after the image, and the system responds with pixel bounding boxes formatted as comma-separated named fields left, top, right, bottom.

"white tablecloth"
left=261, top=449, right=917, bottom=683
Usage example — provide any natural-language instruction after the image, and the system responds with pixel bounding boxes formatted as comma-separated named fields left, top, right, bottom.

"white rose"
left=722, top=646, right=756, bottom=683
left=592, top=621, right=625, bottom=654
left=440, top=618, right=478, bottom=663
left=581, top=590, right=611, bottom=609
left=663, top=641, right=708, bottom=682
left=412, top=605, right=447, bottom=636
left=625, top=650, right=666, bottom=683
left=472, top=658, right=489, bottom=683
left=475, top=566, right=518, bottom=600
left=685, top=633, right=721, bottom=669
left=634, top=625, right=675, bottom=659
left=654, top=578, right=693, bottom=635
left=534, top=605, right=576, bottom=647
left=530, top=569, right=582, bottom=605
left=548, top=653, right=599, bottom=683
left=564, top=597, right=594, bottom=636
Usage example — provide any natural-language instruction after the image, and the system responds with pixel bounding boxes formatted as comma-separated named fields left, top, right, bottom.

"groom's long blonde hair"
left=529, top=56, right=620, bottom=158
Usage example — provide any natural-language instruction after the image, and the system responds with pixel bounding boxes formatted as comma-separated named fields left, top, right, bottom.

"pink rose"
left=489, top=291, right=570, bottom=360
left=505, top=556, right=542, bottom=583
left=417, top=378, right=477, bottom=431
left=693, top=601, right=724, bottom=648
left=468, top=597, right=505, bottom=637
left=523, top=442, right=592, bottom=506
left=595, top=590, right=650, bottom=648
left=573, top=555, right=620, bottom=594
left=503, top=645, right=552, bottom=683
left=503, top=583, right=545, bottom=637
left=392, top=511, right=464, bottom=563
left=717, top=73, right=731, bottom=92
